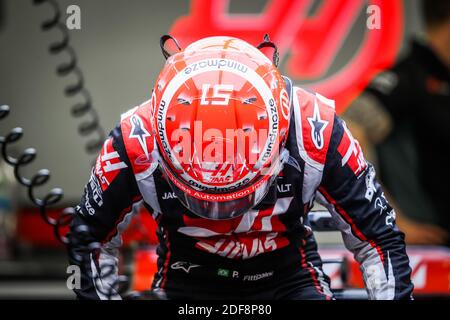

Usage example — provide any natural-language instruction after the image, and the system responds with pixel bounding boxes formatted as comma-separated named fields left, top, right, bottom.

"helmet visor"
left=160, top=149, right=289, bottom=220
left=165, top=172, right=272, bottom=220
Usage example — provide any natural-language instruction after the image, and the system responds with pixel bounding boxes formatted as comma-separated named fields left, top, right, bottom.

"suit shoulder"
left=291, top=87, right=336, bottom=166
left=119, top=99, right=157, bottom=177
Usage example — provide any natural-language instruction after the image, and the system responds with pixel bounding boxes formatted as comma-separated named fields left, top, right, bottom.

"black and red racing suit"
left=68, top=78, right=413, bottom=300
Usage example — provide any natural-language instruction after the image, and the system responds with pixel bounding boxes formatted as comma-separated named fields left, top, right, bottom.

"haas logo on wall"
left=168, top=0, right=403, bottom=113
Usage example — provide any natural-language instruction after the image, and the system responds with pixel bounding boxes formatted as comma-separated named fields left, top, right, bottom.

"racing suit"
left=68, top=78, right=414, bottom=300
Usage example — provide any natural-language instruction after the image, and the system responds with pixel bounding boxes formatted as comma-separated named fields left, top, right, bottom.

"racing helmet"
left=151, top=36, right=291, bottom=220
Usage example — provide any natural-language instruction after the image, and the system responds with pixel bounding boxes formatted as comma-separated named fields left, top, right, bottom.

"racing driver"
left=68, top=36, right=414, bottom=300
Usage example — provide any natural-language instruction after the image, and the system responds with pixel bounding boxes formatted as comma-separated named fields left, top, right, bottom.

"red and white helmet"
left=151, top=36, right=291, bottom=220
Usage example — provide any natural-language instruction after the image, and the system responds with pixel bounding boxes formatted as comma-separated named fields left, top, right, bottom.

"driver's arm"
left=317, top=115, right=414, bottom=300
left=68, top=124, right=142, bottom=300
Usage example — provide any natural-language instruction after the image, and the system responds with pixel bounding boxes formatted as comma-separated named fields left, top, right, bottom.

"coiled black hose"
left=32, top=0, right=105, bottom=155
left=0, top=104, right=127, bottom=299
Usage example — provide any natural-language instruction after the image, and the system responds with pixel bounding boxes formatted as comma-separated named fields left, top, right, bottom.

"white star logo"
left=307, top=99, right=329, bottom=150
left=129, top=115, right=151, bottom=158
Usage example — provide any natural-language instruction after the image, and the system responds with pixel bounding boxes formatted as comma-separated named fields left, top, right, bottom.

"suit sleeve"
left=68, top=124, right=142, bottom=300
left=316, top=115, right=414, bottom=300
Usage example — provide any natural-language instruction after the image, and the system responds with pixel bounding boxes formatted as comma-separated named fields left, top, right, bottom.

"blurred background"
left=0, top=0, right=449, bottom=299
